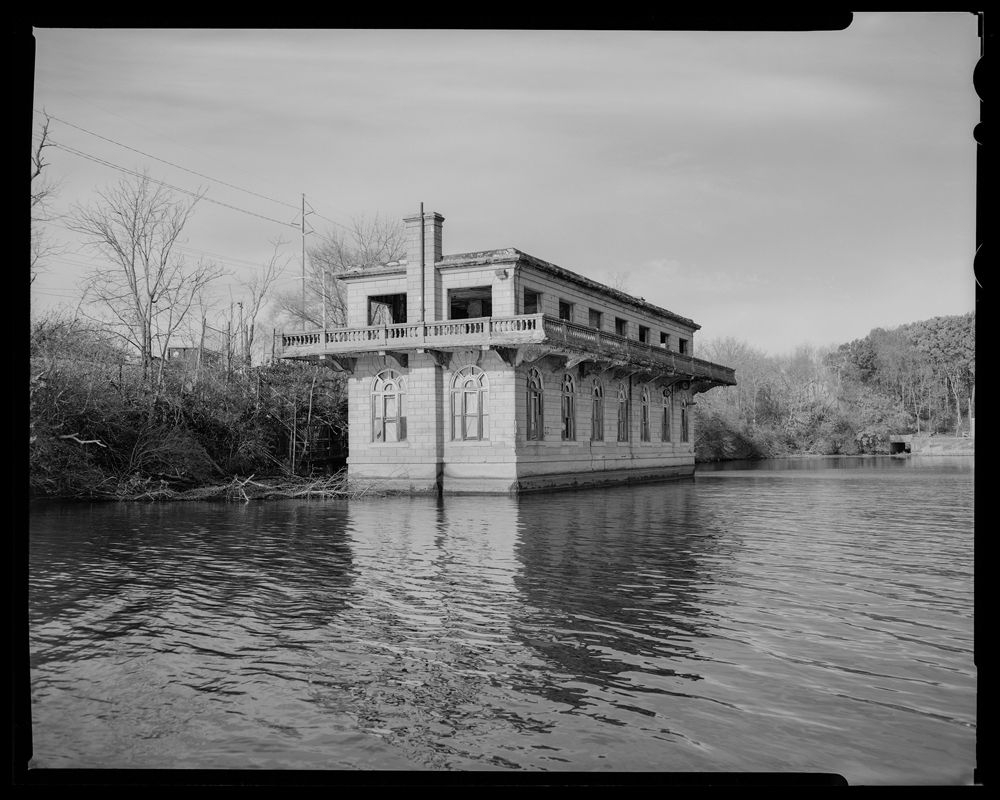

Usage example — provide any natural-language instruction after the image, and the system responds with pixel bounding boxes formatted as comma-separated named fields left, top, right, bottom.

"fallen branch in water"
left=114, top=471, right=385, bottom=502
left=59, top=433, right=107, bottom=447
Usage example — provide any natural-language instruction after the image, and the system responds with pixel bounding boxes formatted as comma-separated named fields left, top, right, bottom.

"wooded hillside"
left=694, top=312, right=975, bottom=460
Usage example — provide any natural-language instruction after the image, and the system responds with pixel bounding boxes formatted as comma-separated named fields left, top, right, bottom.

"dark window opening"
left=678, top=338, right=689, bottom=355
left=368, top=293, right=407, bottom=325
left=526, top=369, right=544, bottom=441
left=615, top=317, right=628, bottom=337
left=558, top=300, right=573, bottom=321
left=523, top=288, right=540, bottom=315
left=589, top=308, right=602, bottom=329
left=660, top=332, right=670, bottom=349
left=617, top=383, right=630, bottom=442
left=449, top=286, right=493, bottom=320
left=638, top=325, right=650, bottom=344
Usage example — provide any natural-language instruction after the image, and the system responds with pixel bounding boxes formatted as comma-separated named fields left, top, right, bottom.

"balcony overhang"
left=279, top=314, right=736, bottom=389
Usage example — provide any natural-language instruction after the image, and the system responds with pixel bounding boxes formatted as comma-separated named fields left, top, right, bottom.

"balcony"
left=279, top=314, right=736, bottom=387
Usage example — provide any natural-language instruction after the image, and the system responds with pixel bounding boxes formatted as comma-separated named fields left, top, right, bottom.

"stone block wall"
left=511, top=359, right=695, bottom=486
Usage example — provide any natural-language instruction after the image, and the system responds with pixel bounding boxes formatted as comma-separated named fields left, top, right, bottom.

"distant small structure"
left=166, top=345, right=223, bottom=369
left=889, top=434, right=974, bottom=456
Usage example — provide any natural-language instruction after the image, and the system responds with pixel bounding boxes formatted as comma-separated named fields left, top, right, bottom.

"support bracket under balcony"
left=691, top=378, right=724, bottom=394
left=318, top=354, right=357, bottom=374
left=417, top=348, right=452, bottom=370
left=656, top=376, right=692, bottom=393
left=493, top=346, right=517, bottom=367
left=377, top=351, right=409, bottom=370
left=491, top=345, right=557, bottom=368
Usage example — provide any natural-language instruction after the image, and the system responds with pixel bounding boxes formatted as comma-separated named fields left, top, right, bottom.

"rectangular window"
left=449, top=286, right=493, bottom=320
left=588, top=308, right=602, bottom=329
left=615, top=317, right=627, bottom=337
left=523, top=288, right=540, bottom=315
left=678, top=338, right=689, bottom=355
left=368, top=293, right=407, bottom=325
left=681, top=407, right=690, bottom=442
left=660, top=332, right=669, bottom=349
left=640, top=402, right=650, bottom=442
left=638, top=325, right=650, bottom=344
left=662, top=400, right=672, bottom=442
left=558, top=300, right=573, bottom=321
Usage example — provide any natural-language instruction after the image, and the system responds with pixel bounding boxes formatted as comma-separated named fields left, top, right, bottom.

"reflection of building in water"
left=306, top=496, right=569, bottom=768
left=509, top=484, right=722, bottom=702
left=280, top=211, right=735, bottom=494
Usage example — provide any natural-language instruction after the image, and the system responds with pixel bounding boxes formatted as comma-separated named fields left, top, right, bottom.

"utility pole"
left=237, top=301, right=245, bottom=367
left=301, top=193, right=306, bottom=325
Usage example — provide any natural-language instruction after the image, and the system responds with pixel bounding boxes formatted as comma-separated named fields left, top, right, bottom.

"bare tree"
left=31, top=112, right=60, bottom=283
left=220, top=238, right=291, bottom=371
left=243, top=239, right=291, bottom=362
left=273, top=213, right=406, bottom=330
left=71, top=172, right=225, bottom=384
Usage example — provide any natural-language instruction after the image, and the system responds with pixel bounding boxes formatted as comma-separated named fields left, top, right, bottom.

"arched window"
left=561, top=374, right=576, bottom=441
left=661, top=388, right=673, bottom=442
left=640, top=386, right=651, bottom=442
left=526, top=368, right=544, bottom=441
left=372, top=369, right=406, bottom=443
left=591, top=380, right=604, bottom=442
left=451, top=366, right=489, bottom=441
left=616, top=382, right=630, bottom=442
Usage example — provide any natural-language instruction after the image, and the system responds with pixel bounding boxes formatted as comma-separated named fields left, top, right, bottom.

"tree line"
left=693, top=311, right=975, bottom=461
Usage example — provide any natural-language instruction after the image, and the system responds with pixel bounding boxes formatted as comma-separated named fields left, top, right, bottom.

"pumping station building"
left=279, top=210, right=736, bottom=494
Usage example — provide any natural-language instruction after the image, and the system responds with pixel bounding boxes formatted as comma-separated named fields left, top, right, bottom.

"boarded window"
left=662, top=390, right=673, bottom=442
left=451, top=366, right=489, bottom=441
left=591, top=380, right=604, bottom=441
left=561, top=374, right=576, bottom=441
left=526, top=368, right=544, bottom=441
left=372, top=369, right=406, bottom=443
left=640, top=387, right=651, bottom=441
left=617, top=382, right=630, bottom=442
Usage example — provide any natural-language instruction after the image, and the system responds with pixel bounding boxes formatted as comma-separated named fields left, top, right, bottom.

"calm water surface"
left=28, top=456, right=976, bottom=783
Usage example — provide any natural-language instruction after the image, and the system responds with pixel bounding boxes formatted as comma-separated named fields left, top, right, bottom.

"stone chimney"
left=404, top=209, right=445, bottom=322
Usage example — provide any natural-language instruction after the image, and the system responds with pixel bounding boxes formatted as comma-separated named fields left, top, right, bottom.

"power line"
left=35, top=109, right=301, bottom=212
left=39, top=219, right=294, bottom=275
left=33, top=110, right=362, bottom=243
left=49, top=139, right=300, bottom=230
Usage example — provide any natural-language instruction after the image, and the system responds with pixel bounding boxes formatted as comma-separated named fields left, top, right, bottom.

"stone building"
left=280, top=210, right=736, bottom=494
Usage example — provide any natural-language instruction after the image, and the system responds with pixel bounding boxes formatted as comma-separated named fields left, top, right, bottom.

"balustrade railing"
left=281, top=314, right=734, bottom=383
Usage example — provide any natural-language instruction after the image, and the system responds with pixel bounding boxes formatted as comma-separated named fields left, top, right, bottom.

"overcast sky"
left=30, top=16, right=980, bottom=356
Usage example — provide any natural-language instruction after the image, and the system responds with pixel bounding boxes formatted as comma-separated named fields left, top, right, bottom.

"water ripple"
left=28, top=458, right=975, bottom=781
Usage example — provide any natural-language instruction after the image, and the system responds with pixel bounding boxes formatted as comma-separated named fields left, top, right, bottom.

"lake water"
left=26, top=456, right=976, bottom=783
